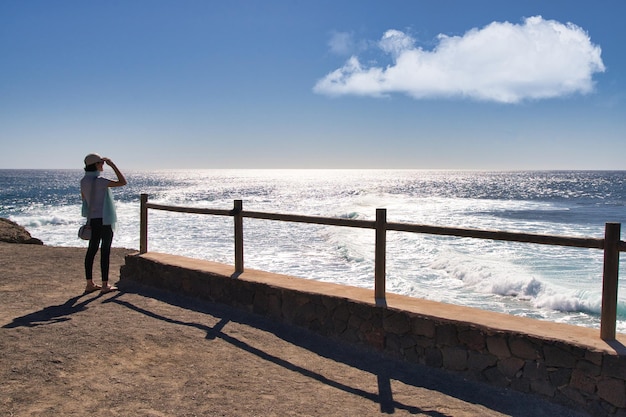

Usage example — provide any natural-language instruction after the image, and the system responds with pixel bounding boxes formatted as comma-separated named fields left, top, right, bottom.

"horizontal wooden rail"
left=139, top=195, right=623, bottom=340
left=241, top=210, right=375, bottom=229
left=387, top=222, right=605, bottom=249
left=146, top=202, right=607, bottom=250
left=146, top=202, right=233, bottom=217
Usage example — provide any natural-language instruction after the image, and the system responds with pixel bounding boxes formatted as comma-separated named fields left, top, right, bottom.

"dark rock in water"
left=0, top=218, right=44, bottom=245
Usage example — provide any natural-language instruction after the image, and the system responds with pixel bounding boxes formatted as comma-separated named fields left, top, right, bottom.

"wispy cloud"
left=314, top=16, right=605, bottom=103
left=328, top=31, right=355, bottom=55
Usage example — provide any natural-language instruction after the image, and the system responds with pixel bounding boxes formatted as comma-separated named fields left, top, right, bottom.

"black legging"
left=84, top=218, right=114, bottom=282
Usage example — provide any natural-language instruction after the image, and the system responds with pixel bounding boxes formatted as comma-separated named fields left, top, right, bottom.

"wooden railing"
left=138, top=194, right=625, bottom=340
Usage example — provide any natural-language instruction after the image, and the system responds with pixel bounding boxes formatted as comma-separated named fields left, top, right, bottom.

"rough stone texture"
left=458, top=328, right=486, bottom=351
left=570, top=368, right=598, bottom=394
left=510, top=336, right=541, bottom=359
left=597, top=378, right=626, bottom=408
left=545, top=343, right=579, bottom=368
left=442, top=346, right=468, bottom=371
left=412, top=316, right=435, bottom=338
left=604, top=355, right=626, bottom=379
left=468, top=351, right=497, bottom=372
left=524, top=360, right=549, bottom=380
left=497, top=357, right=525, bottom=379
left=486, top=336, right=511, bottom=358
left=0, top=218, right=44, bottom=245
left=121, top=253, right=626, bottom=417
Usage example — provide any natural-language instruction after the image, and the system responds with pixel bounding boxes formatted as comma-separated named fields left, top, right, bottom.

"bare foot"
left=100, top=285, right=118, bottom=294
left=84, top=283, right=102, bottom=294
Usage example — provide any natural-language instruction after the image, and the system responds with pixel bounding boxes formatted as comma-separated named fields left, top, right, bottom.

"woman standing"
left=81, top=153, right=127, bottom=294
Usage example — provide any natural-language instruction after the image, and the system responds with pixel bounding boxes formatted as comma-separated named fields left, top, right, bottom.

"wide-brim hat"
left=84, top=153, right=103, bottom=166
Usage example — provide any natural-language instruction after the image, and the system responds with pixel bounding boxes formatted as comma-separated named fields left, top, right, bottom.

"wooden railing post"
left=601, top=222, right=621, bottom=340
left=234, top=200, right=244, bottom=274
left=375, top=208, right=387, bottom=300
left=140, top=194, right=148, bottom=254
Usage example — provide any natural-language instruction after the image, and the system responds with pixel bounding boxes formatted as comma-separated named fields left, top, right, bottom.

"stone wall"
left=120, top=252, right=626, bottom=416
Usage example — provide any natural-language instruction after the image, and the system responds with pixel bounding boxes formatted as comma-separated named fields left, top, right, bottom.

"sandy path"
left=0, top=242, right=588, bottom=416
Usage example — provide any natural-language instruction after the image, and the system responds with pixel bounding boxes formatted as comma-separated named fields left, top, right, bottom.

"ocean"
left=1, top=169, right=625, bottom=333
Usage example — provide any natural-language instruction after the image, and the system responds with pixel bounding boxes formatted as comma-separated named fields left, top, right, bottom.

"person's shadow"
left=2, top=293, right=100, bottom=328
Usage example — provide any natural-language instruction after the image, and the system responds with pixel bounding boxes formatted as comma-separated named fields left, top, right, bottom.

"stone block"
left=486, top=336, right=510, bottom=358
left=510, top=378, right=530, bottom=393
left=425, top=347, right=442, bottom=368
left=349, top=302, right=374, bottom=321
left=597, top=377, right=626, bottom=408
left=467, top=351, right=497, bottom=371
left=385, top=333, right=402, bottom=354
left=404, top=346, right=420, bottom=363
left=585, top=350, right=603, bottom=366
left=497, top=357, right=524, bottom=379
left=332, top=304, right=350, bottom=321
left=484, top=366, right=509, bottom=387
left=358, top=319, right=373, bottom=334
left=558, top=386, right=587, bottom=406
left=414, top=336, right=434, bottom=349
left=294, top=301, right=317, bottom=326
left=458, top=328, right=485, bottom=351
left=530, top=379, right=556, bottom=397
left=570, top=368, right=597, bottom=394
left=233, top=284, right=255, bottom=306
left=543, top=345, right=576, bottom=368
left=267, top=293, right=282, bottom=319
left=333, top=319, right=347, bottom=334
left=400, top=334, right=417, bottom=349
left=465, top=369, right=487, bottom=383
left=363, top=327, right=385, bottom=351
left=414, top=345, right=425, bottom=361
left=252, top=290, right=269, bottom=314
left=184, top=276, right=209, bottom=299
left=180, top=277, right=193, bottom=293
left=281, top=295, right=298, bottom=322
left=294, top=293, right=313, bottom=308
left=436, top=324, right=458, bottom=346
left=603, top=355, right=626, bottom=380
left=412, top=317, right=435, bottom=338
left=348, top=312, right=364, bottom=330
left=576, top=359, right=601, bottom=377
left=509, top=336, right=540, bottom=359
left=383, top=311, right=411, bottom=334
left=320, top=295, right=340, bottom=311
left=523, top=360, right=548, bottom=380
left=442, top=347, right=468, bottom=371
left=591, top=401, right=615, bottom=417
left=548, top=367, right=572, bottom=389
left=341, top=326, right=359, bottom=344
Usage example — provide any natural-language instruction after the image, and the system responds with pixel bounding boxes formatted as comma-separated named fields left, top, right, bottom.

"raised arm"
left=103, top=158, right=127, bottom=187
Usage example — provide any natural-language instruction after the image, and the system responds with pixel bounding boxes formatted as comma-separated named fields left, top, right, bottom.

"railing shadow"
left=104, top=281, right=582, bottom=417
left=103, top=290, right=428, bottom=415
left=605, top=339, right=626, bottom=355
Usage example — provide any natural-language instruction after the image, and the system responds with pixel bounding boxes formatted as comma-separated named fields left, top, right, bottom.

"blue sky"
left=1, top=0, right=624, bottom=170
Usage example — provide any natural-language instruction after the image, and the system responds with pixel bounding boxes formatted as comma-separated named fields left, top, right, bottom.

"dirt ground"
left=0, top=242, right=590, bottom=417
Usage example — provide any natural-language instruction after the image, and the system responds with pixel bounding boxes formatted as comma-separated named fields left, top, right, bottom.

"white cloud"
left=314, top=16, right=605, bottom=103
